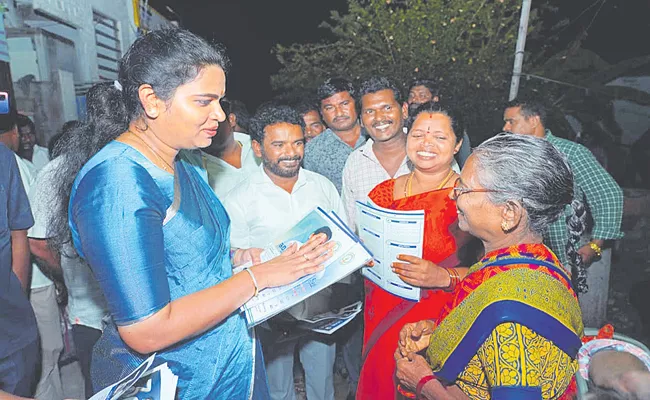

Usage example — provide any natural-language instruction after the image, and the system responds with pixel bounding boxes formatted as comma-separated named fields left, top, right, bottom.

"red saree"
left=357, top=179, right=462, bottom=399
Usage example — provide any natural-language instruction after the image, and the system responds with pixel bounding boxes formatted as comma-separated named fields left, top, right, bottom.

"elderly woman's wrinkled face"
left=452, top=155, right=503, bottom=241
left=406, top=112, right=461, bottom=173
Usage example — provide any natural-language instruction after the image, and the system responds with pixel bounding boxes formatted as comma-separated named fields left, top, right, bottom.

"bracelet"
left=416, top=375, right=437, bottom=399
left=442, top=268, right=460, bottom=292
left=244, top=268, right=259, bottom=297
left=588, top=242, right=602, bottom=258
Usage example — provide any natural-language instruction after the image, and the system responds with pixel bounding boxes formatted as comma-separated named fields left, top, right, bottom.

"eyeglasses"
left=450, top=179, right=504, bottom=201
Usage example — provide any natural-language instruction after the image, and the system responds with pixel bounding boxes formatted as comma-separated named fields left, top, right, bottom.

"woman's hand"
left=396, top=353, right=435, bottom=392
left=392, top=255, right=450, bottom=288
left=395, top=320, right=436, bottom=360
left=233, top=248, right=264, bottom=267
left=250, top=233, right=335, bottom=289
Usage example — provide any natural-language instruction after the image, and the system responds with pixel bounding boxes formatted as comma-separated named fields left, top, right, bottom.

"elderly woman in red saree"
left=357, top=102, right=476, bottom=399
left=394, top=133, right=586, bottom=399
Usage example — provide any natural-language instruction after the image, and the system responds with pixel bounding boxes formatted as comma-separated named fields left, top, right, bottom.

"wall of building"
left=2, top=0, right=169, bottom=143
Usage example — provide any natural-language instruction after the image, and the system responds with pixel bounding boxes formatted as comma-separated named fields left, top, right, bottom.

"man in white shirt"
left=224, top=105, right=344, bottom=400
left=181, top=99, right=260, bottom=201
left=17, top=114, right=50, bottom=170
left=342, top=76, right=412, bottom=232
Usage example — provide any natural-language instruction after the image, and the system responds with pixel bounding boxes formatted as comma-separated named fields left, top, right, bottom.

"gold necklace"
left=404, top=168, right=455, bottom=197
left=128, top=130, right=174, bottom=173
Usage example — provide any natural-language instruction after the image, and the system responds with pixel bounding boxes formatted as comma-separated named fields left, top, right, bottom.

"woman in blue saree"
left=53, top=29, right=333, bottom=399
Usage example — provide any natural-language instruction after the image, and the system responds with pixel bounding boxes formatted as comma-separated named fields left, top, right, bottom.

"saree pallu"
left=426, top=244, right=584, bottom=399
left=358, top=180, right=464, bottom=399
left=70, top=142, right=262, bottom=400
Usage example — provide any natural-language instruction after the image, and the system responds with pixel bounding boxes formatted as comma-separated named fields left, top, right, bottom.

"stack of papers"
left=356, top=201, right=425, bottom=301
left=296, top=301, right=363, bottom=334
left=236, top=207, right=372, bottom=327
left=90, top=355, right=178, bottom=400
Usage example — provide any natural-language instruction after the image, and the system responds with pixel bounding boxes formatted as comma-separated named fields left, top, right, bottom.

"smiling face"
left=155, top=65, right=227, bottom=150
left=452, top=155, right=503, bottom=241
left=320, top=91, right=358, bottom=132
left=360, top=89, right=408, bottom=143
left=254, top=122, right=305, bottom=179
left=406, top=112, right=462, bottom=173
left=302, top=110, right=326, bottom=142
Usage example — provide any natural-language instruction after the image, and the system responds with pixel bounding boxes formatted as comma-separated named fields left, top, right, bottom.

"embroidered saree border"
left=427, top=268, right=583, bottom=380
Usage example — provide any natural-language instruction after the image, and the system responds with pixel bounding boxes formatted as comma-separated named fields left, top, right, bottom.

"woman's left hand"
left=396, top=353, right=435, bottom=391
left=392, top=255, right=449, bottom=288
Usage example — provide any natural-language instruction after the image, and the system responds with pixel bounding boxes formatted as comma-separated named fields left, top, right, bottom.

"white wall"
left=7, top=0, right=139, bottom=84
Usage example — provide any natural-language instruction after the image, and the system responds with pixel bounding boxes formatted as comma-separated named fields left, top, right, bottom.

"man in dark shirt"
left=303, top=78, right=367, bottom=192
left=0, top=112, right=39, bottom=396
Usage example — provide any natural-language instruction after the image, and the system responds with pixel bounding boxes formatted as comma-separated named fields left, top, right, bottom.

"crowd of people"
left=0, top=27, right=647, bottom=400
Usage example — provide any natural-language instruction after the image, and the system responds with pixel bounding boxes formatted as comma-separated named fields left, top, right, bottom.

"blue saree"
left=69, top=141, right=268, bottom=399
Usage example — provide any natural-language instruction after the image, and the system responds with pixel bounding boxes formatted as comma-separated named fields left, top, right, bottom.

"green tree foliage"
left=271, top=0, right=535, bottom=142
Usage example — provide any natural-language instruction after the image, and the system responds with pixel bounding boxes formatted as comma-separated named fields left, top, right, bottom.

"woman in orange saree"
left=357, top=102, right=475, bottom=399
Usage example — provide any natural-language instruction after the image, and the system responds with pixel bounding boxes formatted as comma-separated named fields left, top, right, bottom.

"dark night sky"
left=149, top=0, right=650, bottom=110
left=149, top=0, right=349, bottom=108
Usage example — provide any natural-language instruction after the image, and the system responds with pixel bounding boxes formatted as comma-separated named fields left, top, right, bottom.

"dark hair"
left=408, top=79, right=439, bottom=98
left=358, top=76, right=403, bottom=105
left=229, top=99, right=250, bottom=132
left=505, top=97, right=548, bottom=128
left=220, top=98, right=232, bottom=117
left=294, top=97, right=320, bottom=117
left=120, top=29, right=230, bottom=123
left=249, top=105, right=305, bottom=144
left=406, top=101, right=464, bottom=142
left=16, top=113, right=35, bottom=132
left=0, top=109, right=17, bottom=134
left=316, top=77, right=356, bottom=105
left=50, top=120, right=82, bottom=158
left=48, top=29, right=230, bottom=253
left=472, top=133, right=587, bottom=292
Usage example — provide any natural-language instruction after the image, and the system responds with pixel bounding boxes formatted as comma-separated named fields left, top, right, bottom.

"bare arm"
left=0, top=390, right=32, bottom=400
left=28, top=238, right=63, bottom=281
left=118, top=235, right=334, bottom=354
left=11, top=229, right=31, bottom=293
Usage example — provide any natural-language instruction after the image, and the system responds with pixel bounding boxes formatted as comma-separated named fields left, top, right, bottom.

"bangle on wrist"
left=244, top=268, right=259, bottom=297
left=588, top=241, right=602, bottom=258
left=442, top=267, right=460, bottom=292
left=416, top=375, right=437, bottom=399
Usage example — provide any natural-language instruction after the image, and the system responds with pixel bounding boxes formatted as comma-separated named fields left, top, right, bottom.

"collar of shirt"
left=323, top=127, right=367, bottom=149
left=251, top=163, right=309, bottom=193
left=201, top=132, right=257, bottom=171
left=358, top=138, right=409, bottom=170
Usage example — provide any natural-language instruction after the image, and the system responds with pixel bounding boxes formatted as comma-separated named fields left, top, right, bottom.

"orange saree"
left=357, top=179, right=464, bottom=399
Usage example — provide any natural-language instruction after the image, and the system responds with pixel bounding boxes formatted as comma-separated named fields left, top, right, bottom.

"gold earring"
left=501, top=221, right=510, bottom=232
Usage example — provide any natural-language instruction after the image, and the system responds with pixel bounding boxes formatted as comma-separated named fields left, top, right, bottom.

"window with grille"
left=93, top=12, right=121, bottom=81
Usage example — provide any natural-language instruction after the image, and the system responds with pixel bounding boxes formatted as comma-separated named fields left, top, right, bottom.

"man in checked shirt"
left=503, top=98, right=624, bottom=328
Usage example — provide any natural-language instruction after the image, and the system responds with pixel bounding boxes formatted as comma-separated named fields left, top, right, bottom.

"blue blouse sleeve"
left=71, top=158, right=171, bottom=326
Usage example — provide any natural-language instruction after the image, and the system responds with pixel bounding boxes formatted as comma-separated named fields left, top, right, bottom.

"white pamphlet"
left=356, top=200, right=425, bottom=301
left=238, top=207, right=373, bottom=327
left=89, top=354, right=178, bottom=400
